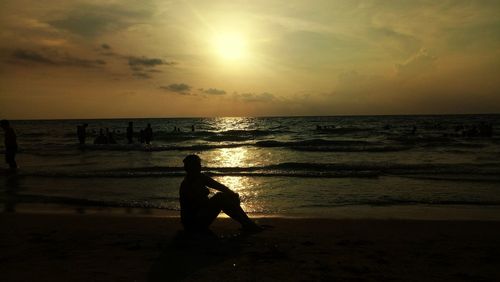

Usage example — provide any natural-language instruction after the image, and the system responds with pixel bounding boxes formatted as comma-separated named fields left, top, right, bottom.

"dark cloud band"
left=160, top=83, right=191, bottom=95
left=11, top=49, right=105, bottom=68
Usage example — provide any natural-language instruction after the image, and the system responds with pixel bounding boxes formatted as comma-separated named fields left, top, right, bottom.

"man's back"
left=180, top=175, right=210, bottom=206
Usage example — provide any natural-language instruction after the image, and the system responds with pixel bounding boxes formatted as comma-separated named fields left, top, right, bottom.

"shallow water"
left=1, top=115, right=500, bottom=218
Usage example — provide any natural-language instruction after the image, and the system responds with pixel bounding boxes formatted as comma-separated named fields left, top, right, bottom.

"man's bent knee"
left=212, top=192, right=238, bottom=205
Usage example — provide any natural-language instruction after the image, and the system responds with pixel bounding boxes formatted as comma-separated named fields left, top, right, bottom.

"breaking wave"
left=18, top=162, right=500, bottom=180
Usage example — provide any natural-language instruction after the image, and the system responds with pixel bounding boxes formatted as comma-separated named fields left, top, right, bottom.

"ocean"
left=2, top=115, right=500, bottom=219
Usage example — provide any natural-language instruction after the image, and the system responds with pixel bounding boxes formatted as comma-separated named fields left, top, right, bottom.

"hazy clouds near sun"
left=0, top=0, right=499, bottom=118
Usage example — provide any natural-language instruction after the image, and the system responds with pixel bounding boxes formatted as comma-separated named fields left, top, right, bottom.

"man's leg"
left=209, top=193, right=258, bottom=229
left=194, top=200, right=222, bottom=230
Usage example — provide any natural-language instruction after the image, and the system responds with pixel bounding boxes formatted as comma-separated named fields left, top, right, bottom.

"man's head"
left=183, top=154, right=201, bottom=175
left=0, top=119, right=10, bottom=129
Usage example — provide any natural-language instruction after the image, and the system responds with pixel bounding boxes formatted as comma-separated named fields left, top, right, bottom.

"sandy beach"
left=1, top=212, right=500, bottom=282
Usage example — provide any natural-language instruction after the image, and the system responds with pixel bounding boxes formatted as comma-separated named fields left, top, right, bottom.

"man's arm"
left=203, top=174, right=235, bottom=194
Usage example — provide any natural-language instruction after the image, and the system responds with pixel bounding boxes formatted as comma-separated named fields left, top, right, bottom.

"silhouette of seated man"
left=179, top=154, right=261, bottom=233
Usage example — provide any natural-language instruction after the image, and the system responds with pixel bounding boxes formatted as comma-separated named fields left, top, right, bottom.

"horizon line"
left=5, top=112, right=500, bottom=121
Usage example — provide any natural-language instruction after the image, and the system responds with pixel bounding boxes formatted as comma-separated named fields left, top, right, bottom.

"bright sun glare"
left=212, top=32, right=248, bottom=61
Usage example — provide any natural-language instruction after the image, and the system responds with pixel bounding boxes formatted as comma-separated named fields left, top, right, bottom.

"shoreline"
left=4, top=202, right=500, bottom=221
left=1, top=213, right=500, bottom=281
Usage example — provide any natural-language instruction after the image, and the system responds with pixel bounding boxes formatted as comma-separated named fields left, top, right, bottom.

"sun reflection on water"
left=208, top=117, right=263, bottom=213
left=214, top=176, right=262, bottom=213
left=212, top=117, right=257, bottom=131
left=212, top=147, right=255, bottom=167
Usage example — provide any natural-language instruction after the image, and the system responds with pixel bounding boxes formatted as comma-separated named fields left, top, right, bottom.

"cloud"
left=201, top=88, right=226, bottom=95
left=369, top=27, right=421, bottom=58
left=47, top=3, right=155, bottom=37
left=93, top=44, right=175, bottom=79
left=96, top=43, right=117, bottom=57
left=10, top=49, right=106, bottom=68
left=132, top=72, right=151, bottom=79
left=336, top=71, right=383, bottom=93
left=12, top=49, right=55, bottom=65
left=261, top=30, right=364, bottom=68
left=235, top=92, right=275, bottom=102
left=396, top=48, right=436, bottom=78
left=128, top=57, right=173, bottom=67
left=127, top=56, right=174, bottom=79
left=160, top=83, right=191, bottom=95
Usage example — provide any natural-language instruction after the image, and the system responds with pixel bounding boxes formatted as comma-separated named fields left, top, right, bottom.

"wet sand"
left=1, top=213, right=500, bottom=281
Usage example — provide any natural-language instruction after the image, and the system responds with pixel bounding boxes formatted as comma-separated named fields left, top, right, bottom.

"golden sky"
left=0, top=0, right=499, bottom=119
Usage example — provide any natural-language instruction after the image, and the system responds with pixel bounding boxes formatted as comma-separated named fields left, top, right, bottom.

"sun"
left=212, top=32, right=248, bottom=61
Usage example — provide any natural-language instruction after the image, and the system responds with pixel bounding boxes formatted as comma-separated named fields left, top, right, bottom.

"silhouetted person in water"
left=106, top=128, right=117, bottom=144
left=478, top=122, right=493, bottom=137
left=179, top=154, right=261, bottom=233
left=126, top=122, right=134, bottom=144
left=1, top=120, right=17, bottom=170
left=139, top=130, right=145, bottom=143
left=77, top=123, right=88, bottom=145
left=94, top=129, right=107, bottom=144
left=144, top=124, right=153, bottom=144
left=191, top=125, right=195, bottom=132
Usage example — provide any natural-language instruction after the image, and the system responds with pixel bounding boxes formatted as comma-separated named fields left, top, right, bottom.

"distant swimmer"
left=77, top=123, right=88, bottom=145
left=316, top=125, right=335, bottom=131
left=466, top=125, right=479, bottom=137
left=144, top=124, right=153, bottom=144
left=106, top=128, right=117, bottom=144
left=179, top=154, right=262, bottom=233
left=1, top=120, right=18, bottom=170
left=126, top=122, right=134, bottom=144
left=478, top=122, right=493, bottom=137
left=139, top=130, right=145, bottom=143
left=94, top=129, right=107, bottom=144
